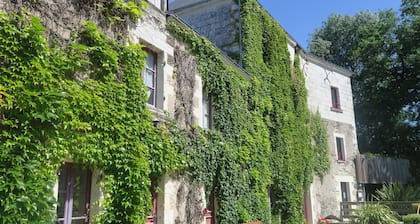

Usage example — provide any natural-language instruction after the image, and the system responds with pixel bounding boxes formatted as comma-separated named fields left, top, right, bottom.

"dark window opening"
left=331, top=87, right=341, bottom=109
left=336, top=137, right=345, bottom=161
left=57, top=163, right=92, bottom=224
left=146, top=179, right=158, bottom=224
left=341, top=182, right=350, bottom=202
left=341, top=182, right=351, bottom=216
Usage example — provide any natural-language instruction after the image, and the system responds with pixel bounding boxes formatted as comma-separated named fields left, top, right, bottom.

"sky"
left=258, top=0, right=401, bottom=50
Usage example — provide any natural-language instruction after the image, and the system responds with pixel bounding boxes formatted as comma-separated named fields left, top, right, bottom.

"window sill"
left=147, top=104, right=167, bottom=119
left=330, top=107, right=343, bottom=113
left=337, top=160, right=346, bottom=163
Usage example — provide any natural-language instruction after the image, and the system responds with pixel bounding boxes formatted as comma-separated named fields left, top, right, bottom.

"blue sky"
left=258, top=0, right=401, bottom=50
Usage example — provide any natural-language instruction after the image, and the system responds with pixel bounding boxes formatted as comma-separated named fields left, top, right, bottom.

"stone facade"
left=2, top=0, right=361, bottom=223
left=170, top=0, right=241, bottom=61
left=292, top=41, right=361, bottom=224
left=172, top=1, right=361, bottom=223
left=129, top=6, right=208, bottom=224
left=1, top=1, right=209, bottom=223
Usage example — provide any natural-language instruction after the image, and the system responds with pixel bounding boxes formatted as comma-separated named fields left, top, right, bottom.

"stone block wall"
left=170, top=0, right=241, bottom=61
left=295, top=50, right=360, bottom=223
left=1, top=2, right=209, bottom=224
left=1, top=0, right=120, bottom=42
left=308, top=120, right=358, bottom=220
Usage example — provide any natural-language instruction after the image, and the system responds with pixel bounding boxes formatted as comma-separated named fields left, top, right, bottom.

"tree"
left=308, top=1, right=419, bottom=168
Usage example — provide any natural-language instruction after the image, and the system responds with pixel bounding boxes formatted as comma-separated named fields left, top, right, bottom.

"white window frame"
left=143, top=49, right=158, bottom=107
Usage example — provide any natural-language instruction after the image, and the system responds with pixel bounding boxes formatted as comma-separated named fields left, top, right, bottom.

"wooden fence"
left=340, top=201, right=420, bottom=220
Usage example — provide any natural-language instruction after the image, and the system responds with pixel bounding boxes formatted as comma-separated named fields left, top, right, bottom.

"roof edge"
left=166, top=13, right=252, bottom=79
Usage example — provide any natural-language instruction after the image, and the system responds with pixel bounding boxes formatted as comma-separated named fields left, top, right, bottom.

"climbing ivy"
left=97, top=0, right=147, bottom=22
left=167, top=0, right=330, bottom=222
left=168, top=20, right=272, bottom=223
left=240, top=0, right=331, bottom=222
left=0, top=12, right=182, bottom=223
left=0, top=0, right=329, bottom=223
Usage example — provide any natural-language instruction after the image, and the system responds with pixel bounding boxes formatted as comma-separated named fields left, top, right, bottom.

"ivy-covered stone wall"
left=167, top=0, right=330, bottom=220
left=0, top=0, right=330, bottom=223
left=0, top=2, right=184, bottom=223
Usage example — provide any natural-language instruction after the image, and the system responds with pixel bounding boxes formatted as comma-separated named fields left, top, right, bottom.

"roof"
left=170, top=0, right=355, bottom=78
left=167, top=13, right=252, bottom=79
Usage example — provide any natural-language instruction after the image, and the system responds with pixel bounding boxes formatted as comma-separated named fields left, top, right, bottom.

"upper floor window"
left=202, top=92, right=211, bottom=129
left=331, top=86, right=341, bottom=110
left=336, top=137, right=345, bottom=161
left=143, top=49, right=157, bottom=106
left=57, top=163, right=92, bottom=224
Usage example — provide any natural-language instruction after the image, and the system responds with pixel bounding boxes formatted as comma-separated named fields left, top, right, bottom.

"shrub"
left=403, top=214, right=420, bottom=224
left=350, top=203, right=400, bottom=224
left=375, top=182, right=420, bottom=201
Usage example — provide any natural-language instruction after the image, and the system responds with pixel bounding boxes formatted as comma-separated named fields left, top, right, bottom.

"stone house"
left=0, top=0, right=212, bottom=223
left=1, top=0, right=361, bottom=223
left=170, top=0, right=362, bottom=223
left=292, top=47, right=361, bottom=223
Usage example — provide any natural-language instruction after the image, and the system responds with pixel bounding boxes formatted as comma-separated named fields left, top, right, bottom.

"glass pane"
left=331, top=87, right=340, bottom=108
left=147, top=87, right=155, bottom=105
left=202, top=94, right=210, bottom=128
left=146, top=53, right=155, bottom=69
left=336, top=138, right=344, bottom=160
left=144, top=70, right=155, bottom=88
left=71, top=165, right=89, bottom=217
left=331, top=91, right=337, bottom=102
left=56, top=163, right=90, bottom=223
left=57, top=192, right=66, bottom=218
left=57, top=165, right=68, bottom=219
left=341, top=182, right=349, bottom=201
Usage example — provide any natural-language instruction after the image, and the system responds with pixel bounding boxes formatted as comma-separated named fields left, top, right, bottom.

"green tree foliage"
left=308, top=1, right=420, bottom=166
left=350, top=204, right=400, bottom=224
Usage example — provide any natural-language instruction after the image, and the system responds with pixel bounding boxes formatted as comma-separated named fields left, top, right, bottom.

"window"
left=331, top=87, right=341, bottom=110
left=57, top=163, right=92, bottom=224
left=336, top=137, right=345, bottom=161
left=303, top=191, right=312, bottom=223
left=207, top=190, right=216, bottom=224
left=202, top=92, right=211, bottom=129
left=341, top=182, right=351, bottom=216
left=341, top=182, right=350, bottom=202
left=143, top=49, right=157, bottom=106
left=146, top=180, right=158, bottom=224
